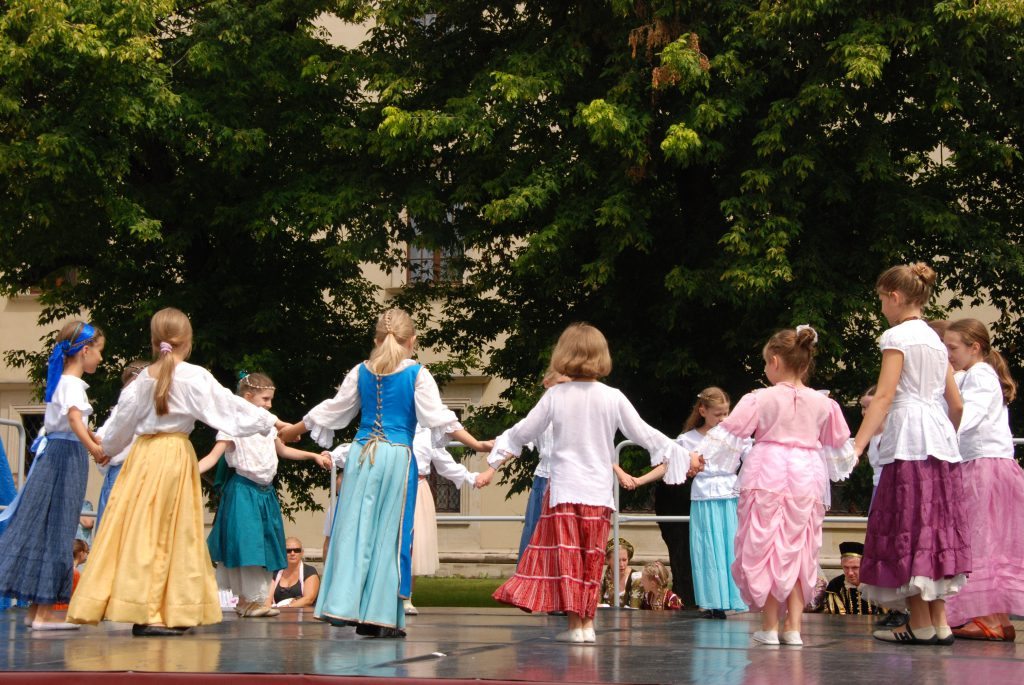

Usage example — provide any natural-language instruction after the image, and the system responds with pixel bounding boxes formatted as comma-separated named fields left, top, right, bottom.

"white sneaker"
left=752, top=629, right=780, bottom=645
left=31, top=621, right=80, bottom=631
left=555, top=628, right=584, bottom=643
left=582, top=627, right=596, bottom=643
left=780, top=631, right=803, bottom=646
left=403, top=599, right=418, bottom=616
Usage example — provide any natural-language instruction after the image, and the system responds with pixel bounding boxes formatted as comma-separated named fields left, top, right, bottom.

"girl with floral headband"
left=198, top=372, right=332, bottom=618
left=0, top=320, right=105, bottom=631
left=69, top=308, right=288, bottom=637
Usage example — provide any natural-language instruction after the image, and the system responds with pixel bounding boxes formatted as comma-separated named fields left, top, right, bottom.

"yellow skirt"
left=67, top=433, right=222, bottom=627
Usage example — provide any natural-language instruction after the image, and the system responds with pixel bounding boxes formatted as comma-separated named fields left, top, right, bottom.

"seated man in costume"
left=824, top=541, right=884, bottom=616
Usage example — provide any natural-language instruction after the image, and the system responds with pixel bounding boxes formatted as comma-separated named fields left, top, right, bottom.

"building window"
left=406, top=211, right=463, bottom=285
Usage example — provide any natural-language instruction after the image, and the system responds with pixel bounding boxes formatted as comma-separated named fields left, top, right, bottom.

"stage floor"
left=1, top=607, right=1021, bottom=684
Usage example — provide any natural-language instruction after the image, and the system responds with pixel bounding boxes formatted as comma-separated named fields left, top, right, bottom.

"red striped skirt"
left=493, top=493, right=612, bottom=619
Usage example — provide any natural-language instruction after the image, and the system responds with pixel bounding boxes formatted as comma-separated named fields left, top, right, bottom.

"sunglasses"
left=286, top=548, right=302, bottom=554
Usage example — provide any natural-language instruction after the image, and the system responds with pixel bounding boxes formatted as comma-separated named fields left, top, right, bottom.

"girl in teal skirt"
left=199, top=372, right=331, bottom=617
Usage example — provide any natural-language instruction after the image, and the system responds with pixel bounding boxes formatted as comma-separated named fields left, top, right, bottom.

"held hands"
left=475, top=439, right=495, bottom=453
left=617, top=470, right=639, bottom=491
left=475, top=466, right=496, bottom=488
left=315, top=451, right=333, bottom=470
left=686, top=451, right=705, bottom=479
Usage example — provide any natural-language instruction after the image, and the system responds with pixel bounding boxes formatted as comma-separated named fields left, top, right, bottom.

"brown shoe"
left=952, top=619, right=1009, bottom=641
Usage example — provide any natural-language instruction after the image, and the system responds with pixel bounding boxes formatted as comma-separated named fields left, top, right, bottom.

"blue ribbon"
left=44, top=323, right=97, bottom=402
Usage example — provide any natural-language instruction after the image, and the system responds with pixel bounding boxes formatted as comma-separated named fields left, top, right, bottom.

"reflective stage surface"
left=1, top=607, right=1021, bottom=684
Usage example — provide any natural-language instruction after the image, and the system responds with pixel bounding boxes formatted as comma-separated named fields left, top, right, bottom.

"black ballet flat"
left=698, top=609, right=715, bottom=619
left=712, top=610, right=728, bottom=620
left=355, top=623, right=382, bottom=637
left=132, top=624, right=186, bottom=637
left=377, top=627, right=407, bottom=639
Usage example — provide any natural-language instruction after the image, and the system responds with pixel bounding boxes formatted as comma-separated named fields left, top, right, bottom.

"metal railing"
left=0, top=418, right=27, bottom=491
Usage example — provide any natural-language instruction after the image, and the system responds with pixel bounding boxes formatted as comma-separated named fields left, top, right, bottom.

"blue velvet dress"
left=315, top=364, right=420, bottom=629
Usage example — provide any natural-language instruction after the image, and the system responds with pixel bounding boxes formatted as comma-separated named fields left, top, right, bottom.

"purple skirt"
left=945, top=458, right=1024, bottom=625
left=860, top=457, right=970, bottom=589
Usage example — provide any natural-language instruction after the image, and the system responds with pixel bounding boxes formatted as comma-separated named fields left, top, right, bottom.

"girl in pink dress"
left=693, top=326, right=856, bottom=646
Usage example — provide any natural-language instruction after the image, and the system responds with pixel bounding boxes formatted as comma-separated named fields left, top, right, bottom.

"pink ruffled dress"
left=696, top=383, right=855, bottom=614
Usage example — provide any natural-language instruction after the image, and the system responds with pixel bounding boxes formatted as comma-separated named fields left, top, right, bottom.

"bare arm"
left=447, top=428, right=493, bottom=454
left=943, top=365, right=963, bottom=430
left=632, top=463, right=667, bottom=487
left=290, top=569, right=321, bottom=608
left=197, top=441, right=230, bottom=475
left=68, top=407, right=105, bottom=464
left=275, top=439, right=332, bottom=469
left=854, top=349, right=903, bottom=456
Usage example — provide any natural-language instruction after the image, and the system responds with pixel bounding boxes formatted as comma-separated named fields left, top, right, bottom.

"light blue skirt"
left=690, top=497, right=747, bottom=612
left=316, top=440, right=416, bottom=629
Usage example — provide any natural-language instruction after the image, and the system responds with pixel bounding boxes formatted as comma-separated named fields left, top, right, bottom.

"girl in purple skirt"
left=853, top=262, right=970, bottom=646
left=942, top=318, right=1023, bottom=642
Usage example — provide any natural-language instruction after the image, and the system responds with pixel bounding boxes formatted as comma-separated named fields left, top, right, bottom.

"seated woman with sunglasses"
left=267, top=538, right=320, bottom=608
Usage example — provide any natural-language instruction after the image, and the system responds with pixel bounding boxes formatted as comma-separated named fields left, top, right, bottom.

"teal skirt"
left=316, top=440, right=416, bottom=629
left=690, top=497, right=747, bottom=612
left=207, top=474, right=287, bottom=572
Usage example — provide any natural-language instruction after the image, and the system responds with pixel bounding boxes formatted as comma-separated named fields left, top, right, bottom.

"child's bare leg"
left=782, top=585, right=805, bottom=633
left=567, top=611, right=583, bottom=631
left=27, top=603, right=39, bottom=622
left=761, top=595, right=780, bottom=632
left=906, top=594, right=932, bottom=631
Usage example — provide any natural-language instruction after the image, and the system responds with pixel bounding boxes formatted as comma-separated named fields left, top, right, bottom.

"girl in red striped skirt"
left=478, top=323, right=702, bottom=643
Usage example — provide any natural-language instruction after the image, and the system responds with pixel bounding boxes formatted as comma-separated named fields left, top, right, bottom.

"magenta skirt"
left=860, top=458, right=970, bottom=592
left=945, top=458, right=1024, bottom=624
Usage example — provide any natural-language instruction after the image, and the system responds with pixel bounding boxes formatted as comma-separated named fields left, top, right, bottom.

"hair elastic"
left=159, top=341, right=173, bottom=354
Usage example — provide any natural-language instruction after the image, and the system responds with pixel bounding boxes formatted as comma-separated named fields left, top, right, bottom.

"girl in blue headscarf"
left=0, top=320, right=105, bottom=631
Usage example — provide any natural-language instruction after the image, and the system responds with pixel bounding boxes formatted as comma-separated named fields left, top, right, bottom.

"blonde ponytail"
left=149, top=308, right=194, bottom=415
left=367, top=308, right=416, bottom=376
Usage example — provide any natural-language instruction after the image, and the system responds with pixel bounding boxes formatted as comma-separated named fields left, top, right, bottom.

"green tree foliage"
left=346, top=1, right=1024, bottom=504
left=4, top=2, right=1024, bottom=513
left=0, top=0, right=379, bottom=516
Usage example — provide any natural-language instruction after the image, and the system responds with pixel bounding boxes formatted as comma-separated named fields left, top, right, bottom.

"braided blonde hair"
left=367, top=308, right=416, bottom=375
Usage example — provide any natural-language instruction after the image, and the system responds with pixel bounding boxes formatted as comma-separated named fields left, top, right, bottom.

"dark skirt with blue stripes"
left=207, top=473, right=287, bottom=572
left=0, top=436, right=88, bottom=604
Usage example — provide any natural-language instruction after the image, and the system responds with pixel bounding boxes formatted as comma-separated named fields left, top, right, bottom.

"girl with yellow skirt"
left=68, top=308, right=283, bottom=636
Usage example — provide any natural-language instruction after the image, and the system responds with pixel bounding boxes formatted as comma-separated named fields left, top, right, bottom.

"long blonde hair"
left=682, top=387, right=730, bottom=432
left=149, top=308, right=193, bottom=415
left=947, top=318, right=1017, bottom=404
left=366, top=308, right=415, bottom=375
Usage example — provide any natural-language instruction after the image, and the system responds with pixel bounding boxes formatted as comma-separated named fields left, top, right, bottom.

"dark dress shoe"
left=132, top=624, right=186, bottom=637
left=712, top=610, right=728, bottom=620
left=698, top=609, right=714, bottom=619
left=355, top=623, right=383, bottom=637
left=378, top=627, right=407, bottom=639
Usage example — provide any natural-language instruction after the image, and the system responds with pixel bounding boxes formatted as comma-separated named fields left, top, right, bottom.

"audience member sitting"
left=824, top=541, right=884, bottom=616
left=639, top=561, right=683, bottom=610
left=599, top=538, right=643, bottom=608
left=267, top=537, right=320, bottom=608
left=803, top=566, right=828, bottom=613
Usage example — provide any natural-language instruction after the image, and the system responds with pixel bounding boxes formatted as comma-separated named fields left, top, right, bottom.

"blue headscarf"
left=44, top=322, right=97, bottom=402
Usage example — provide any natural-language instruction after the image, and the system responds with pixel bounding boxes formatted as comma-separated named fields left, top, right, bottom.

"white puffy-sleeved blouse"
left=96, top=403, right=135, bottom=470
left=44, top=375, right=93, bottom=433
left=956, top=362, right=1014, bottom=461
left=876, top=320, right=960, bottom=464
left=413, top=425, right=477, bottom=489
left=100, top=362, right=278, bottom=456
left=488, top=381, right=686, bottom=510
left=216, top=428, right=280, bottom=486
left=675, top=429, right=741, bottom=501
left=302, top=359, right=463, bottom=450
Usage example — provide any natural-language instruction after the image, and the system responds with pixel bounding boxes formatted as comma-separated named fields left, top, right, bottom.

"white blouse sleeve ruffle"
left=413, top=367, right=464, bottom=447
left=52, top=376, right=92, bottom=418
left=303, top=365, right=362, bottom=449
left=695, top=424, right=746, bottom=475
left=821, top=438, right=857, bottom=482
left=329, top=442, right=351, bottom=469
